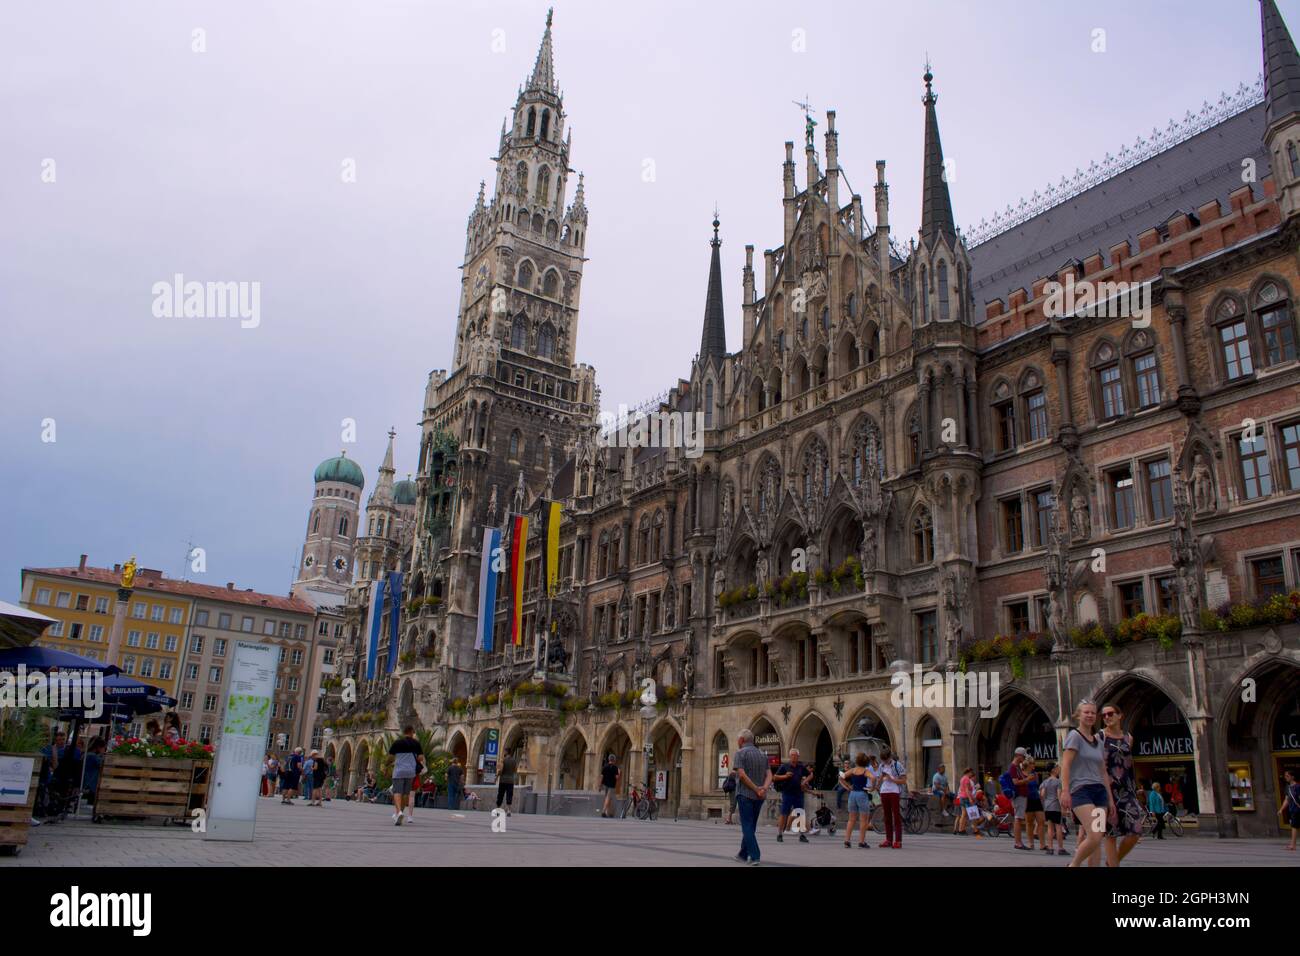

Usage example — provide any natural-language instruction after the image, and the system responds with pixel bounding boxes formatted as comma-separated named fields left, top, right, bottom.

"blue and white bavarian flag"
left=475, top=526, right=501, bottom=652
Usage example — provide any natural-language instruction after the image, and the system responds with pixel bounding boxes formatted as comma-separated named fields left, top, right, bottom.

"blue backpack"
left=999, top=771, right=1016, bottom=799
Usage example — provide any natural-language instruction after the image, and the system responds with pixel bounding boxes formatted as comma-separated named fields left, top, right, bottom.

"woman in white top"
left=877, top=746, right=908, bottom=848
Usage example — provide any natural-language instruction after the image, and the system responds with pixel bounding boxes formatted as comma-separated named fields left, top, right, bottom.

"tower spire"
left=919, top=63, right=957, bottom=248
left=699, top=211, right=727, bottom=365
left=527, top=7, right=557, bottom=94
left=1261, top=0, right=1300, bottom=135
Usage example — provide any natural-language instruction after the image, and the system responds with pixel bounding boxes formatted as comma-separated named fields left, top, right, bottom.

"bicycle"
left=1140, top=807, right=1184, bottom=837
left=869, top=789, right=931, bottom=835
left=620, top=784, right=659, bottom=820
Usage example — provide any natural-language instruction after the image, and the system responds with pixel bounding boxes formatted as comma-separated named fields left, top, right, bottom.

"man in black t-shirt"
left=599, top=755, right=621, bottom=818
left=446, top=758, right=465, bottom=811
left=773, top=749, right=811, bottom=843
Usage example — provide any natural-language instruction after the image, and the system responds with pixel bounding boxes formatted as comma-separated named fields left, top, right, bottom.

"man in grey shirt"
left=733, top=729, right=772, bottom=865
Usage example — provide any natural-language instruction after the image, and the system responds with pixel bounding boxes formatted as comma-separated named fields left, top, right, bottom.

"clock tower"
left=294, top=451, right=363, bottom=599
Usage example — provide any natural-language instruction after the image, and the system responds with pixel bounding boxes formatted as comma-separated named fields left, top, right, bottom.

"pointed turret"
left=919, top=65, right=957, bottom=249
left=373, top=428, right=396, bottom=503
left=699, top=214, right=727, bottom=365
left=1260, top=0, right=1300, bottom=220
left=527, top=7, right=557, bottom=95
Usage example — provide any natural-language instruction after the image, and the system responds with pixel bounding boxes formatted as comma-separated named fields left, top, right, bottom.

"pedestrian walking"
left=931, top=763, right=951, bottom=818
left=1147, top=781, right=1167, bottom=839
left=309, top=750, right=327, bottom=806
left=496, top=751, right=517, bottom=815
left=774, top=748, right=810, bottom=843
left=1101, top=703, right=1142, bottom=865
left=1060, top=700, right=1115, bottom=867
left=842, top=752, right=874, bottom=848
left=387, top=725, right=424, bottom=826
left=599, top=755, right=621, bottom=818
left=1022, top=756, right=1046, bottom=849
left=1006, top=747, right=1031, bottom=851
left=1041, top=762, right=1065, bottom=855
left=877, top=746, right=907, bottom=848
left=301, top=751, right=316, bottom=805
left=1278, top=769, right=1300, bottom=850
left=732, top=728, right=771, bottom=865
left=954, top=766, right=984, bottom=837
left=447, top=757, right=465, bottom=811
left=263, top=753, right=279, bottom=798
left=280, top=748, right=303, bottom=804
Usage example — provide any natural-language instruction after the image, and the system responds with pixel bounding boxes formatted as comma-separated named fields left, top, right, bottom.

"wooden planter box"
left=0, top=752, right=41, bottom=856
left=95, top=755, right=212, bottom=824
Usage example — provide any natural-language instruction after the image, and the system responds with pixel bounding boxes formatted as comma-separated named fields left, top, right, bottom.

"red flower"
left=203, top=745, right=213, bottom=752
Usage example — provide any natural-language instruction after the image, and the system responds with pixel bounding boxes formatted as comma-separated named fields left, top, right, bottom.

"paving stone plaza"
left=3, top=798, right=1290, bottom=868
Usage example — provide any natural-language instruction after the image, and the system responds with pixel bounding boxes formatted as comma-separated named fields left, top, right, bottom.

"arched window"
left=525, top=107, right=536, bottom=137
left=920, top=264, right=930, bottom=324
left=991, top=380, right=1016, bottom=451
left=516, top=260, right=534, bottom=289
left=652, top=511, right=664, bottom=558
left=535, top=166, right=551, bottom=204
left=1124, top=331, right=1161, bottom=410
left=339, top=516, right=349, bottom=537
left=543, top=270, right=559, bottom=297
left=311, top=511, right=320, bottom=534
left=704, top=380, right=714, bottom=427
left=846, top=292, right=856, bottom=319
left=1091, top=341, right=1125, bottom=420
left=1255, top=280, right=1296, bottom=367
left=801, top=439, right=829, bottom=502
left=756, top=457, right=781, bottom=515
left=821, top=306, right=830, bottom=332
left=851, top=419, right=884, bottom=485
left=637, top=514, right=651, bottom=564
left=907, top=410, right=922, bottom=467
left=540, top=109, right=551, bottom=140
left=515, top=162, right=528, bottom=196
left=911, top=508, right=934, bottom=564
left=597, top=531, right=610, bottom=578
left=1213, top=296, right=1253, bottom=381
left=511, top=315, right=528, bottom=350
left=508, top=430, right=521, bottom=461
left=937, top=260, right=950, bottom=321
left=1019, top=370, right=1049, bottom=441
left=1289, top=141, right=1299, bottom=179
left=537, top=323, right=555, bottom=360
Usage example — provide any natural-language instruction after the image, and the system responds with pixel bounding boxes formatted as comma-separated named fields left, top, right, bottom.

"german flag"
left=540, top=499, right=562, bottom=597
left=509, top=513, right=529, bottom=645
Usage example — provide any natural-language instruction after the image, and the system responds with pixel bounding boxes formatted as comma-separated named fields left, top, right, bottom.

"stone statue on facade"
left=1192, top=453, right=1215, bottom=514
left=486, top=484, right=498, bottom=526
left=1170, top=474, right=1205, bottom=632
left=1070, top=488, right=1090, bottom=541
left=859, top=522, right=877, bottom=574
left=513, top=470, right=526, bottom=514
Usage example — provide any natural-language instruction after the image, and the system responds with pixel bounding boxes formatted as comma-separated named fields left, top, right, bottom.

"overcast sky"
left=1, top=0, right=1291, bottom=598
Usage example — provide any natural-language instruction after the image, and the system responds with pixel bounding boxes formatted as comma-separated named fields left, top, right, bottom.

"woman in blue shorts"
left=841, top=752, right=873, bottom=849
left=1060, top=700, right=1116, bottom=868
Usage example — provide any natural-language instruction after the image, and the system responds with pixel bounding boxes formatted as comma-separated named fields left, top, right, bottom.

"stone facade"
left=320, top=4, right=1300, bottom=837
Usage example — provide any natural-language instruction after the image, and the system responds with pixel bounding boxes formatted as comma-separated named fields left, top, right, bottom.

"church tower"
left=294, top=451, right=363, bottom=597
left=1261, top=0, right=1300, bottom=220
left=405, top=8, right=599, bottom=712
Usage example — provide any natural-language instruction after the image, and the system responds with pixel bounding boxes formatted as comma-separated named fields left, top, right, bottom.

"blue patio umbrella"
left=0, top=645, right=118, bottom=675
left=57, top=673, right=177, bottom=719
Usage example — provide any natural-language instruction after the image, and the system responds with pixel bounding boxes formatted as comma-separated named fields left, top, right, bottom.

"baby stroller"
left=806, top=791, right=837, bottom=836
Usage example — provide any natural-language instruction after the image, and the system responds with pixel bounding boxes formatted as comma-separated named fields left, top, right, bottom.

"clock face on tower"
left=333, top=556, right=348, bottom=573
left=303, top=554, right=315, bottom=568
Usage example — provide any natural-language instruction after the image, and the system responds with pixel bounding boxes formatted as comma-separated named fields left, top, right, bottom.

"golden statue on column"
left=120, top=556, right=138, bottom=589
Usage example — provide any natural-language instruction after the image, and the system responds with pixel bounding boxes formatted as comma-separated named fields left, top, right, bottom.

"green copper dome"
left=314, top=453, right=365, bottom=489
left=393, top=479, right=417, bottom=505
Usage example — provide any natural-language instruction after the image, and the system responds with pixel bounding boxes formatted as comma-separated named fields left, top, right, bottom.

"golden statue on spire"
left=121, top=556, right=138, bottom=589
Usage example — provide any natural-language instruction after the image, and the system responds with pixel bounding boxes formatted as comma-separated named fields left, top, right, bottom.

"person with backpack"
left=877, top=746, right=907, bottom=848
left=1060, top=700, right=1115, bottom=868
left=309, top=750, right=328, bottom=806
left=773, top=748, right=811, bottom=843
left=1003, top=747, right=1031, bottom=851
left=1278, top=769, right=1300, bottom=851
left=300, top=751, right=316, bottom=804
left=722, top=769, right=737, bottom=824
left=280, top=748, right=303, bottom=805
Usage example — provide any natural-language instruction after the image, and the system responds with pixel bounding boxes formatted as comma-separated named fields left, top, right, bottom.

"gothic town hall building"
left=318, top=4, right=1300, bottom=837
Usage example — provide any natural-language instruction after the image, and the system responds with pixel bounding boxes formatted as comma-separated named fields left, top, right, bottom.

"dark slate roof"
left=699, top=219, right=727, bottom=364
left=1262, top=0, right=1300, bottom=131
left=920, top=72, right=957, bottom=249
left=968, top=103, right=1270, bottom=311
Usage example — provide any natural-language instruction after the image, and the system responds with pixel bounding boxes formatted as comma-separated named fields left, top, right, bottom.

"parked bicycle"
left=620, top=783, right=659, bottom=820
left=870, top=789, right=931, bottom=834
